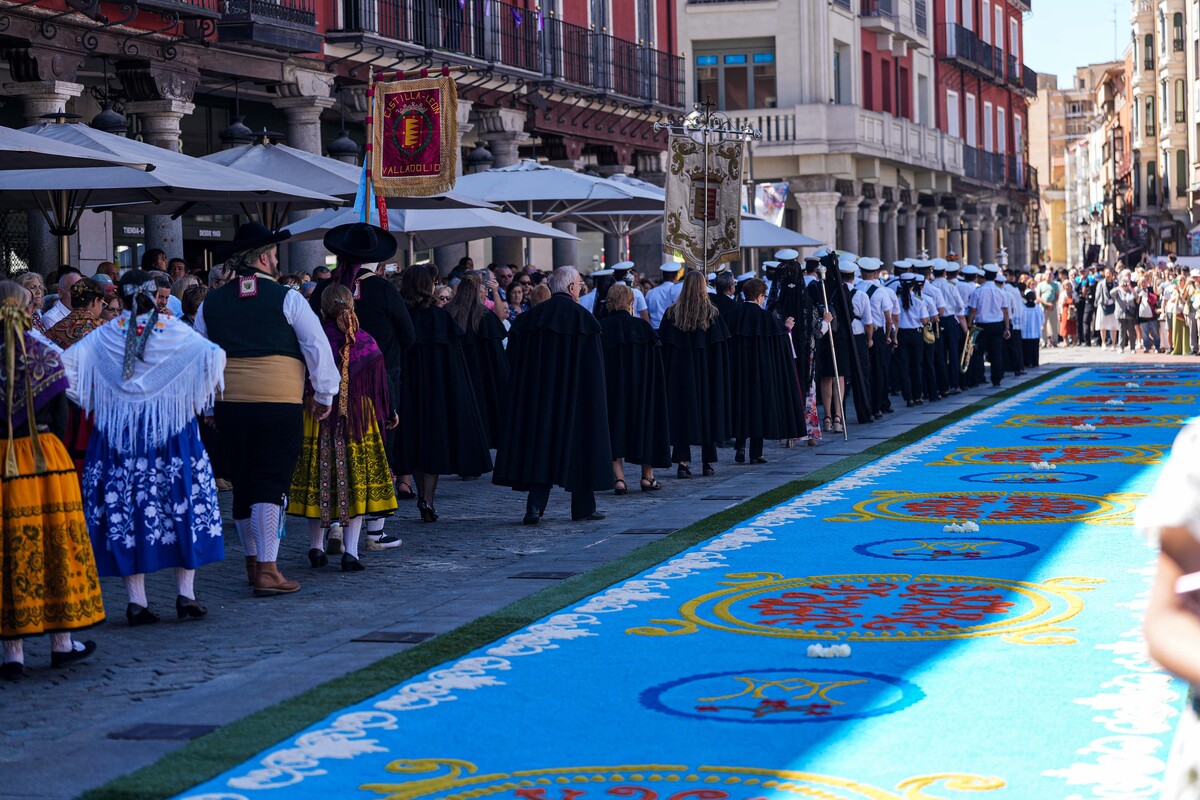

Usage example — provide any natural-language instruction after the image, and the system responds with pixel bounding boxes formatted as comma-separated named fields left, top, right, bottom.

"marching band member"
left=966, top=264, right=1010, bottom=388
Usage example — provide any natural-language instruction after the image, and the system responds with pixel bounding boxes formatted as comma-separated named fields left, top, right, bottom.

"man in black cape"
left=767, top=254, right=820, bottom=409
left=729, top=278, right=805, bottom=463
left=494, top=266, right=612, bottom=523
left=812, top=251, right=873, bottom=426
left=712, top=270, right=739, bottom=322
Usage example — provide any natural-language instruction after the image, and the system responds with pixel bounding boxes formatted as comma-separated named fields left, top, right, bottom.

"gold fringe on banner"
left=371, top=75, right=459, bottom=198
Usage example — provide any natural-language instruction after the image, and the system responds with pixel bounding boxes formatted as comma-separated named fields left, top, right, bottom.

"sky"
left=1023, top=0, right=1131, bottom=89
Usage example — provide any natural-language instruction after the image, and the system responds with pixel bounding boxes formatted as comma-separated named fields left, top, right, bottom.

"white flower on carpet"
left=1030, top=461, right=1058, bottom=471
left=942, top=520, right=981, bottom=533
left=1125, top=382, right=1140, bottom=388
left=1105, top=399, right=1125, bottom=406
left=807, top=644, right=851, bottom=658
left=1073, top=423, right=1097, bottom=432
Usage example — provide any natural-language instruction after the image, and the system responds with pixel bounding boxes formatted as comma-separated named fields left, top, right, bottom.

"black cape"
left=493, top=293, right=612, bottom=493
left=600, top=311, right=671, bottom=467
left=712, top=291, right=740, bottom=325
left=398, top=305, right=493, bottom=476
left=810, top=263, right=872, bottom=423
left=659, top=313, right=733, bottom=448
left=728, top=302, right=805, bottom=440
left=458, top=311, right=510, bottom=447
left=769, top=263, right=819, bottom=394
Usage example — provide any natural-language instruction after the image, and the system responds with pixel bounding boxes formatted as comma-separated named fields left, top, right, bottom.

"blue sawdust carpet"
left=177, top=366, right=1188, bottom=800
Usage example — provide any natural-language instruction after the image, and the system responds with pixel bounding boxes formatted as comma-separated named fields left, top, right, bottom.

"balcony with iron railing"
left=218, top=0, right=319, bottom=51
left=940, top=24, right=1036, bottom=96
left=337, top=0, right=684, bottom=109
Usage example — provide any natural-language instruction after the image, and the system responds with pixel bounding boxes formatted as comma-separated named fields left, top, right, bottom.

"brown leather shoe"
left=253, top=562, right=299, bottom=597
left=244, top=556, right=258, bottom=587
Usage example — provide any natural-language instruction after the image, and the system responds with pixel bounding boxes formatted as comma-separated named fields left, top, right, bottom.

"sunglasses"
left=518, top=280, right=532, bottom=286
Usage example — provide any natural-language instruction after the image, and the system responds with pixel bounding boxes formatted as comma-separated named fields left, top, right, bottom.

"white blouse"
left=1135, top=421, right=1200, bottom=544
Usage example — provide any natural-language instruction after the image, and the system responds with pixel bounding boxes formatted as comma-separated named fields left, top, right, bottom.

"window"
left=1010, top=17, right=1019, bottom=62
left=882, top=58, right=893, bottom=114
left=1175, top=12, right=1185, bottom=51
left=1133, top=103, right=1139, bottom=139
left=1161, top=10, right=1168, bottom=54
left=1178, top=150, right=1188, bottom=196
left=1014, top=113, right=1023, bottom=169
left=919, top=74, right=931, bottom=126
left=1147, top=97, right=1156, bottom=137
left=947, top=89, right=960, bottom=137
left=983, top=100, right=994, bottom=151
left=898, top=65, right=911, bottom=119
left=997, top=106, right=1006, bottom=153
left=1145, top=34, right=1155, bottom=69
left=1148, top=161, right=1158, bottom=205
left=995, top=5, right=1004, bottom=55
left=863, top=52, right=874, bottom=109
left=965, top=92, right=977, bottom=146
left=694, top=44, right=777, bottom=110
left=1177, top=78, right=1187, bottom=122
left=833, top=41, right=851, bottom=104
left=945, top=0, right=956, bottom=25
left=963, top=0, right=972, bottom=30
left=982, top=0, right=991, bottom=43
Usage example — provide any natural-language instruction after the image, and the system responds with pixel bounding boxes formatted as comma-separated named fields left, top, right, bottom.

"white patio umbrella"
left=739, top=216, right=824, bottom=249
left=0, top=125, right=150, bottom=171
left=282, top=205, right=578, bottom=262
left=0, top=122, right=343, bottom=264
left=196, top=141, right=493, bottom=212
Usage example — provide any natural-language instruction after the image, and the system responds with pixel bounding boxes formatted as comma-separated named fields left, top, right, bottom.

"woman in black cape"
left=444, top=272, right=509, bottom=448
left=729, top=278, right=806, bottom=463
left=600, top=284, right=671, bottom=493
left=659, top=270, right=732, bottom=479
left=398, top=267, right=492, bottom=522
left=767, top=257, right=826, bottom=444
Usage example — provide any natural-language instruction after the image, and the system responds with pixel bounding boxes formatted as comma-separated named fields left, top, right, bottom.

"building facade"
left=0, top=0, right=685, bottom=274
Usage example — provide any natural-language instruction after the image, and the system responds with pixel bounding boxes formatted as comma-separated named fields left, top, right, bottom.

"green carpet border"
left=78, top=367, right=1070, bottom=800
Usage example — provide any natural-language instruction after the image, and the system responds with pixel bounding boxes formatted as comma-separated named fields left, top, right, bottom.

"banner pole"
left=363, top=68, right=375, bottom=224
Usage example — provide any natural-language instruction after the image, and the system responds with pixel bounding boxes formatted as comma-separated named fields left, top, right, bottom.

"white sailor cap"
left=775, top=248, right=800, bottom=260
left=858, top=257, right=883, bottom=272
left=611, top=260, right=635, bottom=274
left=959, top=264, right=974, bottom=276
left=736, top=272, right=755, bottom=283
left=899, top=272, right=918, bottom=281
left=812, top=247, right=833, bottom=258
left=945, top=262, right=960, bottom=273
left=915, top=274, right=927, bottom=283
left=838, top=252, right=860, bottom=264
left=590, top=269, right=614, bottom=278
left=892, top=259, right=911, bottom=270
left=838, top=262, right=858, bottom=275
left=997, top=274, right=1008, bottom=284
left=982, top=263, right=1000, bottom=275
left=911, top=259, right=933, bottom=270
left=661, top=261, right=684, bottom=273
left=762, top=260, right=780, bottom=269
left=1191, top=268, right=1200, bottom=278
left=931, top=258, right=949, bottom=271
left=706, top=272, right=717, bottom=282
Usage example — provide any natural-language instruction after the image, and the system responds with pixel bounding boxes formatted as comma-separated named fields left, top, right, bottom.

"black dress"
left=659, top=313, right=732, bottom=453
left=728, top=302, right=805, bottom=441
left=600, top=310, right=671, bottom=467
left=458, top=311, right=509, bottom=447
left=493, top=293, right=613, bottom=494
left=399, top=305, right=493, bottom=477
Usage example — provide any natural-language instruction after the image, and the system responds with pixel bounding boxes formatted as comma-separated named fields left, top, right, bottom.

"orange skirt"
left=0, top=434, right=105, bottom=638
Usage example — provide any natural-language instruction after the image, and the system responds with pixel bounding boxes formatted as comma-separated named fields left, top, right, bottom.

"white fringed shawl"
left=61, top=312, right=226, bottom=451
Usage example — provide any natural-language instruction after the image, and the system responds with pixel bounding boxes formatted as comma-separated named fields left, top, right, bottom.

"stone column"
left=923, top=210, right=940, bottom=258
left=880, top=207, right=898, bottom=266
left=598, top=163, right=634, bottom=265
left=545, top=158, right=583, bottom=267
left=901, top=205, right=919, bottom=260
left=275, top=90, right=338, bottom=273
left=433, top=99, right=476, bottom=272
left=126, top=99, right=195, bottom=261
left=839, top=196, right=862, bottom=254
left=979, top=206, right=996, bottom=264
left=964, top=214, right=982, bottom=265
left=945, top=208, right=964, bottom=259
left=3, top=80, right=84, bottom=274
left=477, top=108, right=530, bottom=266
left=1015, top=219, right=1030, bottom=269
left=793, top=190, right=841, bottom=253
left=861, top=199, right=881, bottom=259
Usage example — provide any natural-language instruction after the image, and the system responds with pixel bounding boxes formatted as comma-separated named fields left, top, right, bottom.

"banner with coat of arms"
left=663, top=132, right=744, bottom=268
left=371, top=76, right=458, bottom=197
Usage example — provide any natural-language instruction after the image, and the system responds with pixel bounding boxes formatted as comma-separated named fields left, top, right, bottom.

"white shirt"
left=1019, top=304, right=1045, bottom=339
left=921, top=282, right=947, bottom=317
left=845, top=283, right=871, bottom=335
left=194, top=285, right=341, bottom=407
left=935, top=278, right=964, bottom=317
left=897, top=293, right=926, bottom=329
left=956, top=279, right=977, bottom=311
left=646, top=281, right=683, bottom=328
left=579, top=285, right=646, bottom=314
left=1003, top=284, right=1024, bottom=331
left=41, top=300, right=69, bottom=329
left=856, top=279, right=898, bottom=329
left=968, top=282, right=1008, bottom=324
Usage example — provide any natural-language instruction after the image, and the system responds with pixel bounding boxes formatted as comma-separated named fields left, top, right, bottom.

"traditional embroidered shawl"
left=319, top=321, right=388, bottom=438
left=45, top=308, right=102, bottom=350
left=0, top=331, right=69, bottom=432
left=61, top=312, right=226, bottom=450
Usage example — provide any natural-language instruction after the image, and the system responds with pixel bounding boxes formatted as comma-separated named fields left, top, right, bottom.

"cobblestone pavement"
left=0, top=348, right=1124, bottom=799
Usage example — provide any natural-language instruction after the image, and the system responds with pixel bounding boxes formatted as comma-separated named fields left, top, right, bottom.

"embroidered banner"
left=371, top=76, right=458, bottom=197
left=663, top=132, right=743, bottom=268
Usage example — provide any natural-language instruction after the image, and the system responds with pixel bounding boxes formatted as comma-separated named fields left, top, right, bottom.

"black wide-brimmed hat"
left=323, top=222, right=397, bottom=264
left=215, top=221, right=291, bottom=263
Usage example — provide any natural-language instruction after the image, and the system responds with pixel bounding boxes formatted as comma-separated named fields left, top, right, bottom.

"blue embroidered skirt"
left=82, top=419, right=225, bottom=577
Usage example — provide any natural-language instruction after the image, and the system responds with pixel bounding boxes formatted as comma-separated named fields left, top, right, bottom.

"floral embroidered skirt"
left=0, top=434, right=105, bottom=638
left=287, top=400, right=397, bottom=526
left=81, top=419, right=225, bottom=577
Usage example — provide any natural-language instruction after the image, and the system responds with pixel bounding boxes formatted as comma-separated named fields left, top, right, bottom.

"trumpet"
left=960, top=325, right=983, bottom=373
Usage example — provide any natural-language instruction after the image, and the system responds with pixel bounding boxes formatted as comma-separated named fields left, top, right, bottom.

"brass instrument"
left=960, top=325, right=983, bottom=373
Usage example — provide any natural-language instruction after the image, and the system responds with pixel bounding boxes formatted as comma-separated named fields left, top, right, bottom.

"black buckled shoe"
left=50, top=640, right=97, bottom=668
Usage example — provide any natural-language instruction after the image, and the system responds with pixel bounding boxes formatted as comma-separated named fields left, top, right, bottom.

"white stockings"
left=251, top=503, right=282, bottom=563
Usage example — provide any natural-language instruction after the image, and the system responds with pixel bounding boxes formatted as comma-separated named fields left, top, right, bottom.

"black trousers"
left=215, top=401, right=304, bottom=520
left=1006, top=326, right=1024, bottom=375
left=920, top=334, right=938, bottom=400
left=933, top=323, right=949, bottom=395
left=1021, top=338, right=1040, bottom=367
left=527, top=484, right=596, bottom=520
left=1080, top=306, right=1096, bottom=344
left=735, top=438, right=764, bottom=459
left=869, top=328, right=892, bottom=413
left=979, top=321, right=1006, bottom=386
left=942, top=319, right=963, bottom=392
left=968, top=329, right=986, bottom=387
left=895, top=328, right=923, bottom=403
left=673, top=442, right=718, bottom=465
left=385, top=368, right=404, bottom=476
left=851, top=333, right=874, bottom=422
